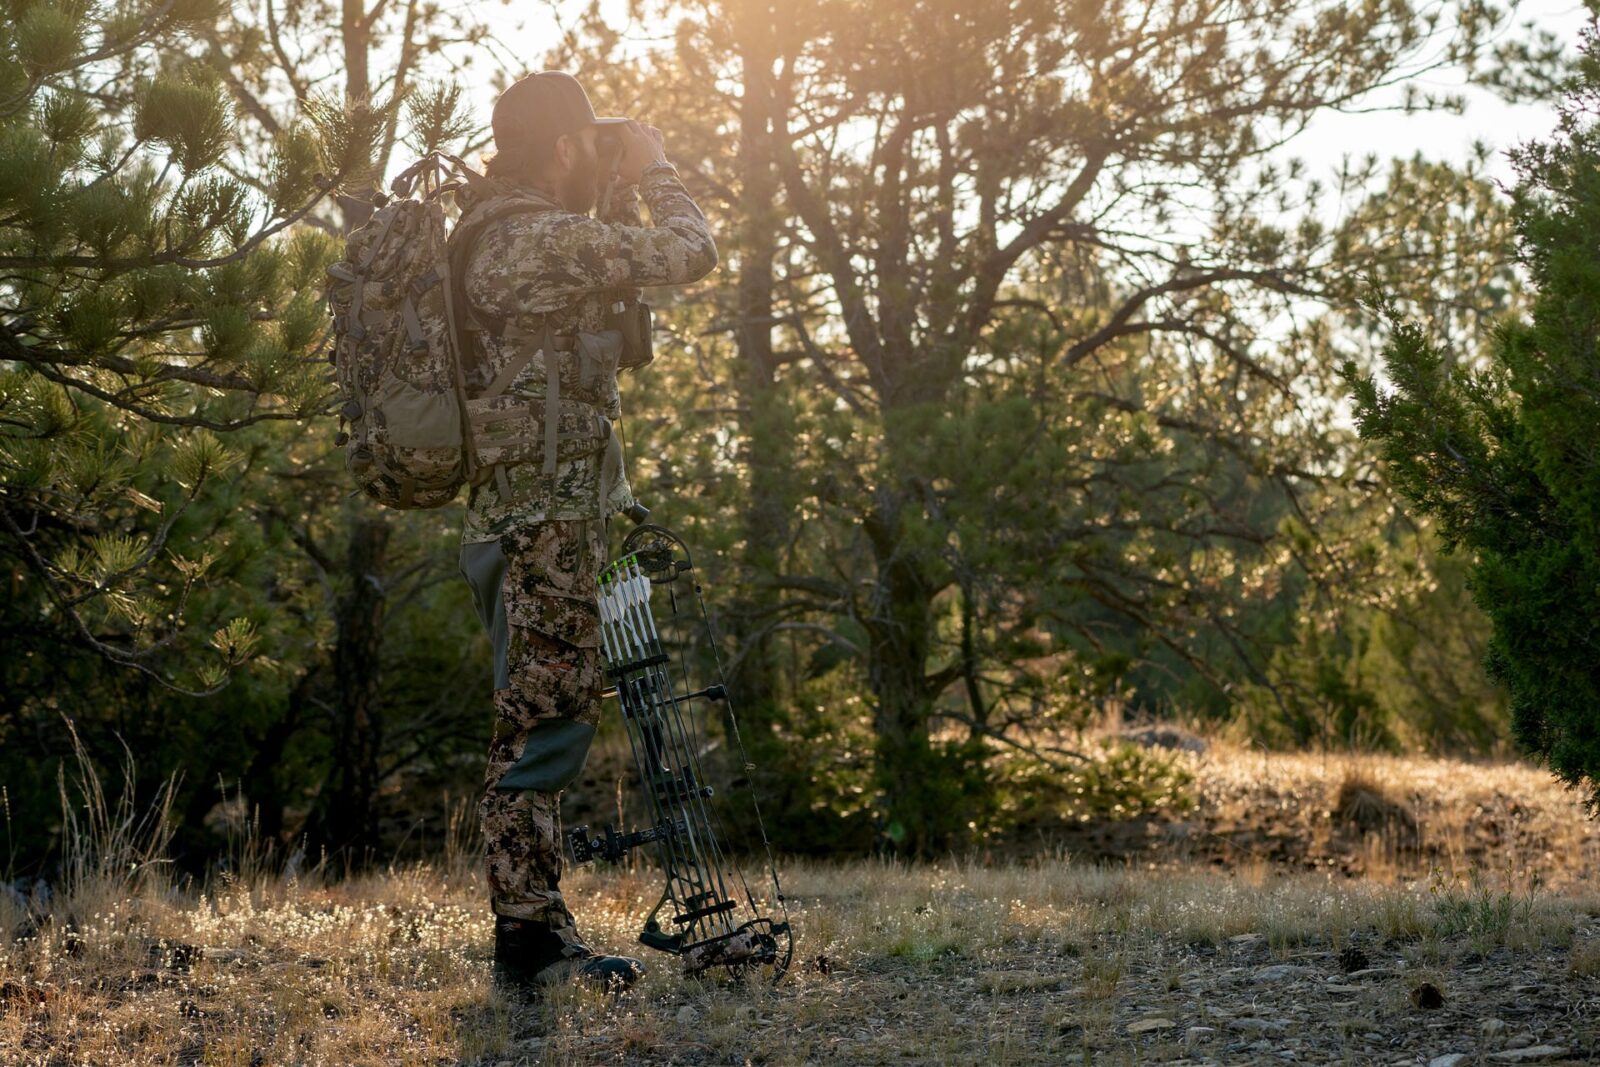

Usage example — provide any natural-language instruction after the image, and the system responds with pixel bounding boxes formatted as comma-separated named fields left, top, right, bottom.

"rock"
left=1252, top=964, right=1315, bottom=982
left=1229, top=933, right=1265, bottom=947
left=675, top=1005, right=700, bottom=1025
left=1430, top=1056, right=1468, bottom=1067
left=1489, top=1048, right=1570, bottom=1063
left=1480, top=1018, right=1507, bottom=1036
left=1322, top=983, right=1362, bottom=993
left=1506, top=1035, right=1534, bottom=1049
left=1346, top=967, right=1394, bottom=980
left=1228, top=1018, right=1289, bottom=1035
left=1128, top=1018, right=1176, bottom=1034
left=1185, top=1026, right=1216, bottom=1043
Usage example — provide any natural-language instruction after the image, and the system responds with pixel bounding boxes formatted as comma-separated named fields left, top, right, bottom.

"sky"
left=1289, top=0, right=1589, bottom=190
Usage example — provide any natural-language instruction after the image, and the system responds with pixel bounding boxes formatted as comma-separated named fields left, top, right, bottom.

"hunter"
left=453, top=71, right=718, bottom=993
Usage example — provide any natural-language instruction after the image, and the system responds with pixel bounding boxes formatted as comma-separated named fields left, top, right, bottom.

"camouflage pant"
left=461, top=519, right=607, bottom=938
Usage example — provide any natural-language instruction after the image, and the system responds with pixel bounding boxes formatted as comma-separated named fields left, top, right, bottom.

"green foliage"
left=0, top=0, right=352, bottom=697
left=1346, top=10, right=1600, bottom=808
left=0, top=0, right=521, bottom=880
left=1005, top=742, right=1197, bottom=831
left=404, top=82, right=474, bottom=157
left=588, top=0, right=1565, bottom=854
left=1427, top=867, right=1555, bottom=951
left=268, top=124, right=324, bottom=215
left=134, top=67, right=232, bottom=173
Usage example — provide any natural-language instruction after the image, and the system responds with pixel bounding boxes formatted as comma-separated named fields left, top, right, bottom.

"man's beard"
left=558, top=145, right=601, bottom=214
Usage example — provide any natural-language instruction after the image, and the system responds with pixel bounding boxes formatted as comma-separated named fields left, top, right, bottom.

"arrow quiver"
left=569, top=523, right=793, bottom=981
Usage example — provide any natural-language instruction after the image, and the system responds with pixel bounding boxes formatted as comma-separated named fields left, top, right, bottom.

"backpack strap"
left=447, top=197, right=564, bottom=363
left=541, top=321, right=561, bottom=479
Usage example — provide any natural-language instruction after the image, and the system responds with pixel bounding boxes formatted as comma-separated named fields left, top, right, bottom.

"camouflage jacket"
left=455, top=166, right=717, bottom=544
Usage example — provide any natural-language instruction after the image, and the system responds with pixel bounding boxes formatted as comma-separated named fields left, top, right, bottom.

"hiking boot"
left=491, top=915, right=645, bottom=996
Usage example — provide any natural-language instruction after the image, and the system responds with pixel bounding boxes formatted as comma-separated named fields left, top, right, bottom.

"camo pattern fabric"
left=478, top=519, right=605, bottom=928
left=326, top=193, right=467, bottom=510
left=456, top=168, right=718, bottom=543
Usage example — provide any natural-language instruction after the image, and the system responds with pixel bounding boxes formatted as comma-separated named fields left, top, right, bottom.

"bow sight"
left=567, top=523, right=794, bottom=981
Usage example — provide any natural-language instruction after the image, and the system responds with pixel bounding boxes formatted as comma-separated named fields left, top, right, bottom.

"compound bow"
left=568, top=522, right=794, bottom=981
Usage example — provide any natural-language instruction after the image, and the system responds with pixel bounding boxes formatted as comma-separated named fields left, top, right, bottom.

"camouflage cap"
left=492, top=72, right=622, bottom=155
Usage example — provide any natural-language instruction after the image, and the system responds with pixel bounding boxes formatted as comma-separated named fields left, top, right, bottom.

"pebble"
left=1507, top=1034, right=1534, bottom=1049
left=1252, top=964, right=1316, bottom=982
left=1489, top=1048, right=1570, bottom=1063
left=1482, top=1018, right=1508, bottom=1035
left=1429, top=1056, right=1468, bottom=1067
left=1127, top=1018, right=1176, bottom=1033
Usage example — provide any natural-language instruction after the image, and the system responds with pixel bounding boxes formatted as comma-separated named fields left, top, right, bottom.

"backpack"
left=325, top=152, right=527, bottom=510
left=325, top=153, right=643, bottom=511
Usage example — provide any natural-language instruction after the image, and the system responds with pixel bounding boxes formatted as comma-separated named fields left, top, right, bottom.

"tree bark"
left=727, top=0, right=788, bottom=722
left=338, top=0, right=377, bottom=232
left=241, top=674, right=310, bottom=851
left=862, top=488, right=943, bottom=855
left=312, top=516, right=389, bottom=868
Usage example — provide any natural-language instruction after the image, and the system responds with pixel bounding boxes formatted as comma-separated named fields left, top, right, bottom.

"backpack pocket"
left=463, top=394, right=611, bottom=470
left=572, top=329, right=624, bottom=399
left=375, top=373, right=463, bottom=450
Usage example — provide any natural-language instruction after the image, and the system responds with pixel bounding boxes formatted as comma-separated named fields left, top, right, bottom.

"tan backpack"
left=325, top=153, right=560, bottom=509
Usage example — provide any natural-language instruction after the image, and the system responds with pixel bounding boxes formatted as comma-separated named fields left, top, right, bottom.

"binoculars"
left=594, top=117, right=630, bottom=158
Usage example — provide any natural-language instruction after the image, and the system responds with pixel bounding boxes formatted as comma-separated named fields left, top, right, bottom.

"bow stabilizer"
left=570, top=523, right=794, bottom=981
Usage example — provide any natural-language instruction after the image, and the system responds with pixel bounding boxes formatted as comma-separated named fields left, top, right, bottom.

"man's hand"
left=617, top=119, right=667, bottom=183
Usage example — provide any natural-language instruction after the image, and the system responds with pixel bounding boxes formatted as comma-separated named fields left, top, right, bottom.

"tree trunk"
left=313, top=516, right=389, bottom=869
left=727, top=0, right=788, bottom=722
left=241, top=676, right=310, bottom=852
left=337, top=0, right=376, bottom=232
left=862, top=490, right=945, bottom=855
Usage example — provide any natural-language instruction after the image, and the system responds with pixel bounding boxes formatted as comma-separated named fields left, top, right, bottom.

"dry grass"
left=3, top=747, right=1599, bottom=1065
left=3, top=855, right=1599, bottom=1065
left=1033, top=742, right=1600, bottom=890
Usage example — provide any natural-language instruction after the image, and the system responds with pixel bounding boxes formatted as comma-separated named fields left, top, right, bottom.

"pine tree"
left=592, top=0, right=1559, bottom=853
left=1347, top=5, right=1600, bottom=809
left=0, top=0, right=367, bottom=694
